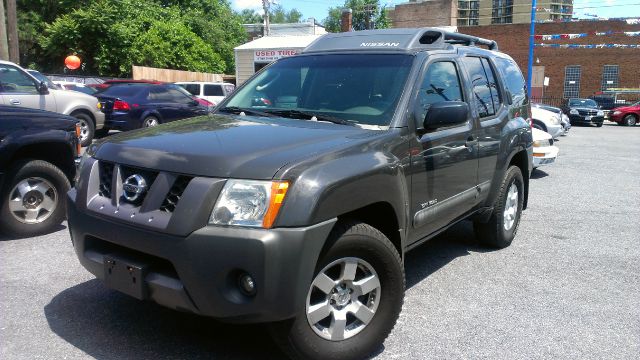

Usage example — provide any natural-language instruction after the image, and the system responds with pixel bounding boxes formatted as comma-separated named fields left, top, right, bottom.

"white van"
left=175, top=82, right=235, bottom=106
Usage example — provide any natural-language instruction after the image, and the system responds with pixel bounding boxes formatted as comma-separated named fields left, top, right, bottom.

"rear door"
left=460, top=56, right=510, bottom=199
left=408, top=58, right=479, bottom=243
left=203, top=84, right=225, bottom=104
left=0, top=63, right=56, bottom=112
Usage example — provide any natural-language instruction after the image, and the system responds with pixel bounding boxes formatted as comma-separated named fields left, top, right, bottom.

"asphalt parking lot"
left=1, top=123, right=639, bottom=360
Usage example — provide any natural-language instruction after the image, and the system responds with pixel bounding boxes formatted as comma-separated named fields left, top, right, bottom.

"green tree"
left=19, top=0, right=246, bottom=76
left=270, top=4, right=304, bottom=23
left=323, top=0, right=389, bottom=33
left=239, top=9, right=263, bottom=24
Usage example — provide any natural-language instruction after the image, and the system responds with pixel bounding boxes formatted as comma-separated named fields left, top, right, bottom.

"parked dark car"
left=68, top=28, right=533, bottom=359
left=96, top=83, right=209, bottom=131
left=0, top=105, right=79, bottom=237
left=562, top=98, right=605, bottom=127
left=609, top=100, right=640, bottom=126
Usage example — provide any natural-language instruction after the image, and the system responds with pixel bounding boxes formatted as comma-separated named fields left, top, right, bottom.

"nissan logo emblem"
left=122, top=174, right=148, bottom=202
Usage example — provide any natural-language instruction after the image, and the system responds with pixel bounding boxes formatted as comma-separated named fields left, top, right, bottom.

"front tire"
left=270, top=221, right=404, bottom=360
left=0, top=160, right=70, bottom=237
left=474, top=165, right=524, bottom=248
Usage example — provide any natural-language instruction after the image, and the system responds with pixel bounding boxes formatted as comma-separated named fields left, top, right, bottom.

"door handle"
left=465, top=136, right=475, bottom=150
left=9, top=99, right=21, bottom=105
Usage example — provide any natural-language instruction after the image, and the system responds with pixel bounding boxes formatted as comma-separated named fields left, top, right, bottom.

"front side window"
left=462, top=56, right=499, bottom=118
left=416, top=61, right=463, bottom=121
left=224, top=54, right=414, bottom=126
left=0, top=65, right=38, bottom=94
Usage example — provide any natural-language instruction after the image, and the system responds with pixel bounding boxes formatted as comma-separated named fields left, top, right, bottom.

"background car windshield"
left=225, top=54, right=414, bottom=126
left=569, top=99, right=597, bottom=108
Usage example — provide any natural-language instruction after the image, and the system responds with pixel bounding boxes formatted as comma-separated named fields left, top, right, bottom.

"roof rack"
left=302, top=28, right=499, bottom=54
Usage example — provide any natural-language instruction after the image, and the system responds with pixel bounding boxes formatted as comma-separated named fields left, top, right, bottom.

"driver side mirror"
left=37, top=81, right=49, bottom=95
left=422, top=101, right=469, bottom=130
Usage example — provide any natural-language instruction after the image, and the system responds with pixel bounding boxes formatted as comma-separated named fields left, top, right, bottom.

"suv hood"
left=92, top=114, right=378, bottom=179
left=0, top=105, right=77, bottom=133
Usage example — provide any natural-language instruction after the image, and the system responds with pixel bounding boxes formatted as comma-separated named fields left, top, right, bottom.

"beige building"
left=390, top=0, right=573, bottom=28
left=234, top=35, right=323, bottom=85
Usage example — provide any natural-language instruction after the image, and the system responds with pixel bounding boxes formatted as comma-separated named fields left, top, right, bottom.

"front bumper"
left=568, top=114, right=604, bottom=125
left=533, top=145, right=559, bottom=168
left=67, top=189, right=336, bottom=323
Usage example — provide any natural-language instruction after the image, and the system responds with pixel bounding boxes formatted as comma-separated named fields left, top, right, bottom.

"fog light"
left=238, top=273, right=257, bottom=296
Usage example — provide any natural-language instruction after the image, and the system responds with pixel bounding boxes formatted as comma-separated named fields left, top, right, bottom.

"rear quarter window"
left=494, top=57, right=527, bottom=107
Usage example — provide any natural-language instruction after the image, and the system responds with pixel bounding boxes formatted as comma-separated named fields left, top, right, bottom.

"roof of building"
left=235, top=34, right=324, bottom=50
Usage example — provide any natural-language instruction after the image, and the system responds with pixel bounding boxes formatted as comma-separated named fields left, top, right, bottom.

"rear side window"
left=179, top=83, right=200, bottom=96
left=204, top=84, right=224, bottom=96
left=462, top=56, right=500, bottom=118
left=494, top=57, right=527, bottom=106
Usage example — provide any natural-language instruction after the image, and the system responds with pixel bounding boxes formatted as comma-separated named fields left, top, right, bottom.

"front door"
left=409, top=60, right=478, bottom=243
left=0, top=63, right=56, bottom=112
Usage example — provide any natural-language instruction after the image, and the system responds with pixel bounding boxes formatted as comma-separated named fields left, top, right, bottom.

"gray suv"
left=68, top=28, right=532, bottom=359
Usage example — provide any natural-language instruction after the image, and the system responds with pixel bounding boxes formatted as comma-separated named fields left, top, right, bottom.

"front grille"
left=99, top=162, right=115, bottom=198
left=119, top=165, right=158, bottom=206
left=577, top=109, right=598, bottom=116
left=160, top=176, right=193, bottom=213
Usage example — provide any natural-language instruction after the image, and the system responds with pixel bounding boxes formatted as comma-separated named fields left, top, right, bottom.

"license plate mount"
left=104, top=255, right=148, bottom=300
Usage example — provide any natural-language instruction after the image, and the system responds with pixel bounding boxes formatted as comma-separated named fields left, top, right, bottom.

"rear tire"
left=0, top=160, right=70, bottom=237
left=269, top=221, right=404, bottom=360
left=623, top=114, right=637, bottom=126
left=142, top=116, right=160, bottom=128
left=474, top=166, right=524, bottom=249
left=72, top=112, right=95, bottom=146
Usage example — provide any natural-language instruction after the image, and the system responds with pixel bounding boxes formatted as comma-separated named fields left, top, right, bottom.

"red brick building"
left=462, top=19, right=640, bottom=100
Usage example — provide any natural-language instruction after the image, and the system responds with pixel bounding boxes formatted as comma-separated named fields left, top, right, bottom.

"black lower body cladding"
left=67, top=189, right=336, bottom=323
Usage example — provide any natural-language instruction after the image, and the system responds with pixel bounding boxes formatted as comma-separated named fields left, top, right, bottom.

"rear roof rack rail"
left=303, top=28, right=499, bottom=54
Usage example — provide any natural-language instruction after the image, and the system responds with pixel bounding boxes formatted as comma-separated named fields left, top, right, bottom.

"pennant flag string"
left=535, top=43, right=640, bottom=49
left=534, top=31, right=640, bottom=40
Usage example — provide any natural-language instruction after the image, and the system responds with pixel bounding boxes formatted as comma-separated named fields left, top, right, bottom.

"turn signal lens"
left=263, top=181, right=289, bottom=229
left=75, top=123, right=82, bottom=153
left=533, top=153, right=545, bottom=157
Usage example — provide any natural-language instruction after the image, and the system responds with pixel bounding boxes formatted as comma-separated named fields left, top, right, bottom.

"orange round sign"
left=65, top=55, right=81, bottom=70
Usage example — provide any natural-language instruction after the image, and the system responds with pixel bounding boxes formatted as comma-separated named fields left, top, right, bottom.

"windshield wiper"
left=218, top=106, right=275, bottom=117
left=263, top=109, right=354, bottom=126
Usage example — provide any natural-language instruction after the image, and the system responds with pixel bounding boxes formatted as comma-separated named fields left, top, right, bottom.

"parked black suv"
left=563, top=98, right=605, bottom=127
left=67, top=29, right=533, bottom=360
left=0, top=106, right=79, bottom=237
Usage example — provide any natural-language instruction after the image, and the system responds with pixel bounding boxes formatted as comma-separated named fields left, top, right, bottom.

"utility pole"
left=526, top=0, right=538, bottom=96
left=364, top=4, right=376, bottom=30
left=262, top=0, right=270, bottom=36
left=0, top=0, right=9, bottom=60
left=6, top=0, right=19, bottom=63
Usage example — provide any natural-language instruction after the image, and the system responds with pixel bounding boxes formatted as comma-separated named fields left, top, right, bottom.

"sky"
left=231, top=0, right=640, bottom=23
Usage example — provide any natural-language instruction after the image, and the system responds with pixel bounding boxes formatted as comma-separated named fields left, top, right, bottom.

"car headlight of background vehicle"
left=533, top=139, right=551, bottom=147
left=597, top=110, right=604, bottom=116
left=569, top=109, right=579, bottom=115
left=210, top=180, right=289, bottom=228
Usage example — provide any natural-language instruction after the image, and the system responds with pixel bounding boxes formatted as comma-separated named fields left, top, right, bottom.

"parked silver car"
left=0, top=60, right=105, bottom=146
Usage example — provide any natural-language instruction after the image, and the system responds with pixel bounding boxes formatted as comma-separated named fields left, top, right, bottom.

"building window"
left=563, top=65, right=581, bottom=98
left=458, top=1, right=479, bottom=26
left=601, top=65, right=619, bottom=91
left=491, top=0, right=513, bottom=24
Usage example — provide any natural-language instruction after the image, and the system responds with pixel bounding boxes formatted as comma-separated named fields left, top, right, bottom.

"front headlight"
left=569, top=109, right=578, bottom=115
left=613, top=110, right=621, bottom=115
left=533, top=139, right=550, bottom=147
left=210, top=180, right=289, bottom=228
left=597, top=110, right=604, bottom=116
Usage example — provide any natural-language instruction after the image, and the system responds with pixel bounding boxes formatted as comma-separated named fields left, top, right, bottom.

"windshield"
left=569, top=99, right=598, bottom=108
left=223, top=54, right=414, bottom=126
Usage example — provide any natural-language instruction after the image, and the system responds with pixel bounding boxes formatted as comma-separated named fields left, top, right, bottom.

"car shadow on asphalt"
left=0, top=224, right=67, bottom=241
left=43, top=221, right=490, bottom=359
left=530, top=169, right=549, bottom=179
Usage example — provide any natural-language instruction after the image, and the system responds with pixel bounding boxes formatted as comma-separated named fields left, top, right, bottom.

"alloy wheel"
left=8, top=177, right=58, bottom=224
left=503, top=182, right=519, bottom=231
left=306, top=257, right=381, bottom=341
